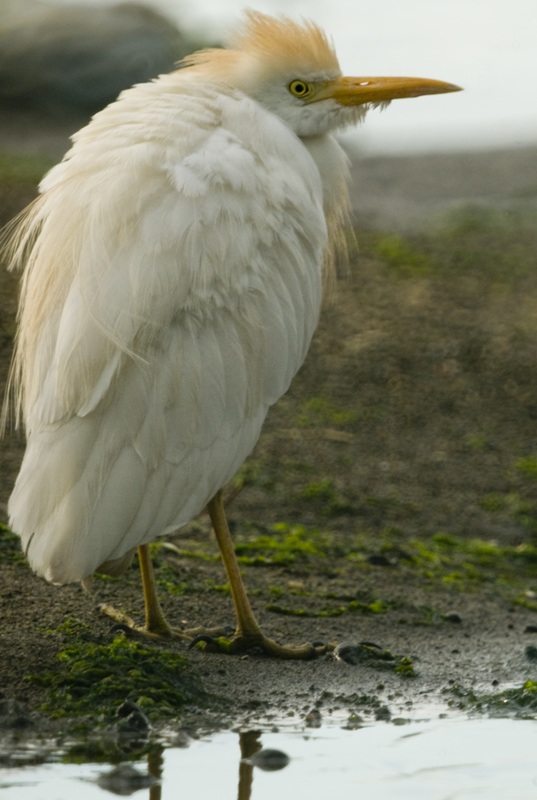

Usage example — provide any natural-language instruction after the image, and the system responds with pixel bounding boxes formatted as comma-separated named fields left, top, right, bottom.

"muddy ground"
left=1, top=112, right=537, bottom=736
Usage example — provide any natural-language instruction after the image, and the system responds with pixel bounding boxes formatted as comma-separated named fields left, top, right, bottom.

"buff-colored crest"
left=232, top=10, right=340, bottom=73
left=181, top=10, right=340, bottom=78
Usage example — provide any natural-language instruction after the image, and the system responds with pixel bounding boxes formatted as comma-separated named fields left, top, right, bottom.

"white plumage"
left=9, top=77, right=330, bottom=583
left=4, top=11, right=459, bottom=654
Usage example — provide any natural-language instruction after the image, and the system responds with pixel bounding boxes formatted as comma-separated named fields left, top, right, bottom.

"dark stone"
left=0, top=698, right=33, bottom=729
left=443, top=612, right=463, bottom=624
left=251, top=748, right=290, bottom=771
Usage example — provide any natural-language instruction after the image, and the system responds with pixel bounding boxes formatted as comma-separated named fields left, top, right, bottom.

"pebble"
left=304, top=708, right=322, bottom=727
left=250, top=749, right=290, bottom=771
left=375, top=706, right=392, bottom=722
left=367, top=554, right=393, bottom=567
left=115, top=701, right=151, bottom=736
left=524, top=645, right=537, bottom=662
left=443, top=612, right=463, bottom=624
left=333, top=643, right=362, bottom=665
left=97, top=764, right=155, bottom=795
left=0, top=699, right=33, bottom=729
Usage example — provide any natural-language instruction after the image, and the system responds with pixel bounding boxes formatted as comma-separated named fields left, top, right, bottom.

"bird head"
left=181, top=10, right=461, bottom=138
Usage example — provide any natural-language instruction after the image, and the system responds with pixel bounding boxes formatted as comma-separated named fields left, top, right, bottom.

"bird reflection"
left=147, top=748, right=164, bottom=800
left=96, top=729, right=287, bottom=799
left=238, top=730, right=263, bottom=800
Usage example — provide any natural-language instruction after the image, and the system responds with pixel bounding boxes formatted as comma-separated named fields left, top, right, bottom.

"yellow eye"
left=288, top=80, right=312, bottom=99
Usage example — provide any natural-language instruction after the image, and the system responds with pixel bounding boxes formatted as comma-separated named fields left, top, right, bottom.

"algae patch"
left=446, top=679, right=537, bottom=719
left=0, top=523, right=25, bottom=564
left=402, top=532, right=537, bottom=597
left=234, top=522, right=326, bottom=566
left=30, top=619, right=209, bottom=721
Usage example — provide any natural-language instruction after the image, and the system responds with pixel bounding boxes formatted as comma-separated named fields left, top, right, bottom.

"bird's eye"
left=289, top=80, right=312, bottom=99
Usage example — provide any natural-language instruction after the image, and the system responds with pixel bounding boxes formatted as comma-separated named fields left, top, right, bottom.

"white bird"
left=4, top=10, right=460, bottom=658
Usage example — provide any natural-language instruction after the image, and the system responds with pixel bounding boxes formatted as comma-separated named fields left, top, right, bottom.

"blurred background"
left=0, top=0, right=536, bottom=155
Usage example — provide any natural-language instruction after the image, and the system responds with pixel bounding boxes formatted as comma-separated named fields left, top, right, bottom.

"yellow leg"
left=99, top=544, right=179, bottom=638
left=100, top=545, right=225, bottom=640
left=99, top=496, right=324, bottom=657
left=138, top=544, right=174, bottom=636
left=206, top=490, right=322, bottom=659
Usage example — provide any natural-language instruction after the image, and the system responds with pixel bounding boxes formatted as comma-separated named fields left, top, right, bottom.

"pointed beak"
left=314, top=75, right=462, bottom=105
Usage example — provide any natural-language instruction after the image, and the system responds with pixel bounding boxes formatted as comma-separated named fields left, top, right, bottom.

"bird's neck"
left=301, top=134, right=352, bottom=283
left=301, top=133, right=350, bottom=213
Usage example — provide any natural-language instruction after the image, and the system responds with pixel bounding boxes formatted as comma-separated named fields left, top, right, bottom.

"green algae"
left=0, top=523, right=25, bottom=564
left=297, top=479, right=354, bottom=517
left=445, top=679, right=537, bottom=719
left=394, top=657, right=416, bottom=678
left=515, top=456, right=537, bottom=479
left=400, top=532, right=537, bottom=597
left=374, top=234, right=432, bottom=276
left=266, top=603, right=348, bottom=618
left=266, top=590, right=394, bottom=620
left=30, top=619, right=209, bottom=721
left=235, top=522, right=326, bottom=566
left=296, top=397, right=358, bottom=428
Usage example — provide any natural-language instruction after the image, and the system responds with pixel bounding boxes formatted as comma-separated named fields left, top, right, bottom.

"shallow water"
left=2, top=713, right=536, bottom=799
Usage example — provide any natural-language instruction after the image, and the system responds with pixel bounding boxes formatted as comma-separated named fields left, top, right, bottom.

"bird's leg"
left=139, top=545, right=228, bottom=638
left=99, top=544, right=181, bottom=638
left=100, top=545, right=227, bottom=640
left=201, top=490, right=323, bottom=659
left=138, top=543, right=175, bottom=636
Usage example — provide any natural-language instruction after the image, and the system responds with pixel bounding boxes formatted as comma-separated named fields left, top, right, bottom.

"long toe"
left=189, top=631, right=327, bottom=659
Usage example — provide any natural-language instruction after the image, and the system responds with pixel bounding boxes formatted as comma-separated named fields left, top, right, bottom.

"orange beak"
left=314, top=75, right=462, bottom=105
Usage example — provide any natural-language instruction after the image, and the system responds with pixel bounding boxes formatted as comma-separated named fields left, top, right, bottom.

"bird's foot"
left=99, top=602, right=187, bottom=639
left=189, top=630, right=328, bottom=660
left=98, top=604, right=326, bottom=658
left=98, top=603, right=230, bottom=642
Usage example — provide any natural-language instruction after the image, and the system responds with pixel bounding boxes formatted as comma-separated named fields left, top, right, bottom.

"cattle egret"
left=4, top=11, right=460, bottom=658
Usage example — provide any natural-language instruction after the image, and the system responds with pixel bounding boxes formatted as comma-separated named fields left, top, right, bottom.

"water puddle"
left=1, top=712, right=536, bottom=799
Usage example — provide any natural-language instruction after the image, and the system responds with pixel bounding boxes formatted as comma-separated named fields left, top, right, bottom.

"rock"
left=0, top=698, right=33, bottom=729
left=524, top=645, right=537, bottom=662
left=0, top=1, right=204, bottom=114
left=333, top=642, right=397, bottom=668
left=250, top=748, right=290, bottom=771
left=443, top=612, right=463, bottom=624
left=334, top=643, right=363, bottom=665
left=97, top=764, right=155, bottom=796
left=367, top=554, right=393, bottom=567
left=304, top=708, right=322, bottom=727
left=116, top=700, right=151, bottom=734
left=374, top=705, right=391, bottom=721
